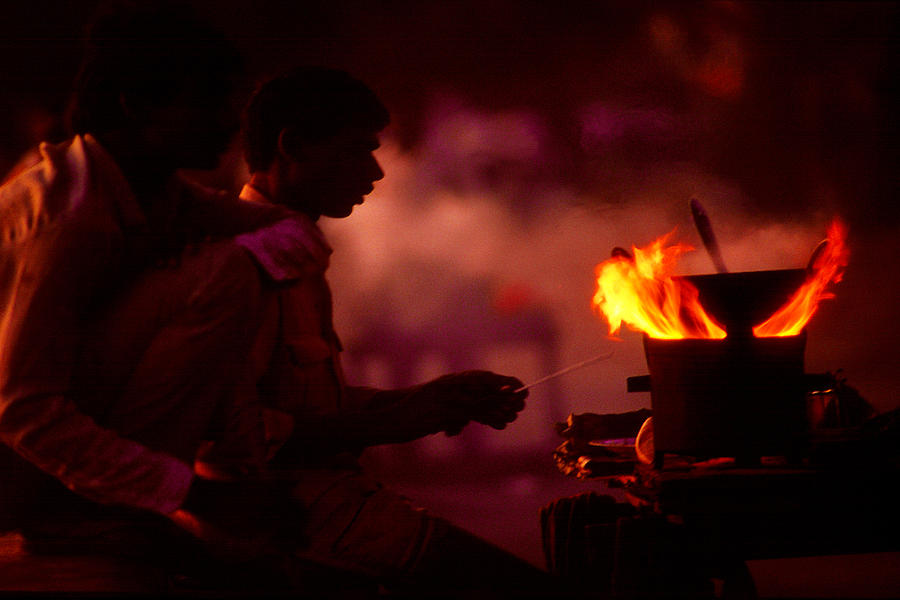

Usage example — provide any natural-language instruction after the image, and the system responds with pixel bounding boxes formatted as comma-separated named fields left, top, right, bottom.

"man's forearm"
left=272, top=403, right=431, bottom=463
left=0, top=393, right=194, bottom=514
left=359, top=387, right=413, bottom=411
left=0, top=204, right=194, bottom=515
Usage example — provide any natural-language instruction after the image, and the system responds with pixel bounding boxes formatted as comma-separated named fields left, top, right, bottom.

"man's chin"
left=323, top=203, right=358, bottom=219
left=315, top=191, right=368, bottom=218
left=330, top=207, right=355, bottom=219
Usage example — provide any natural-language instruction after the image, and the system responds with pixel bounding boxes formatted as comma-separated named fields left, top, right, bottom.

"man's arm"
left=272, top=371, right=527, bottom=461
left=0, top=217, right=192, bottom=514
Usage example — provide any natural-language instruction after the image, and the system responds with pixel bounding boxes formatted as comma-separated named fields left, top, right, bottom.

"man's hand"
left=270, top=371, right=528, bottom=458
left=403, top=370, right=528, bottom=437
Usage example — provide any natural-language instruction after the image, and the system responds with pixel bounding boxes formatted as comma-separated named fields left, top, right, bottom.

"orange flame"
left=753, top=220, right=849, bottom=337
left=592, top=231, right=727, bottom=339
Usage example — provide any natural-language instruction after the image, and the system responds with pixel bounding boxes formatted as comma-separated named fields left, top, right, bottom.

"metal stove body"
left=640, top=268, right=810, bottom=465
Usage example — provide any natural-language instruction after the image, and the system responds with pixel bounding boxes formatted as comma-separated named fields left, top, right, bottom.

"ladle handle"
left=690, top=199, right=728, bottom=273
left=806, top=239, right=829, bottom=274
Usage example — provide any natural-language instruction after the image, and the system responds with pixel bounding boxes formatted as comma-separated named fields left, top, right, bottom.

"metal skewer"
left=513, top=351, right=614, bottom=393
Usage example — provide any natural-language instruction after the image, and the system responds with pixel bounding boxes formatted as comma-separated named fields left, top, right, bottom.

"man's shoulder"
left=0, top=137, right=106, bottom=241
left=0, top=139, right=73, bottom=203
left=235, top=216, right=329, bottom=283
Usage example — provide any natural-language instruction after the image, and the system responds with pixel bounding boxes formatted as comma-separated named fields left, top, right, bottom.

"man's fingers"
left=484, top=392, right=525, bottom=414
left=431, top=371, right=529, bottom=428
left=474, top=405, right=522, bottom=429
left=452, top=371, right=527, bottom=396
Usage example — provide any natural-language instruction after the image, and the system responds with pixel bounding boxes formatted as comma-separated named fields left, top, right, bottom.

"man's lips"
left=355, top=185, right=375, bottom=202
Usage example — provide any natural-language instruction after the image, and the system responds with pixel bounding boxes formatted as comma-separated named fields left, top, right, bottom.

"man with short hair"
left=235, top=66, right=550, bottom=592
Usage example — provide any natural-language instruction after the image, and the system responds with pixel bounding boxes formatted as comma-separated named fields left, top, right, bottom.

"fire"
left=753, top=220, right=849, bottom=337
left=593, top=219, right=849, bottom=340
left=592, top=231, right=727, bottom=339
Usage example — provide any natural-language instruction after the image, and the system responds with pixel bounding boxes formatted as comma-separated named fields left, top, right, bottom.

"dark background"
left=2, top=1, right=898, bottom=232
left=3, top=2, right=899, bottom=593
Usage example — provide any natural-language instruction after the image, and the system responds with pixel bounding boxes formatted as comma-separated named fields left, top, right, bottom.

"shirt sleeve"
left=0, top=215, right=193, bottom=515
left=343, top=386, right=383, bottom=413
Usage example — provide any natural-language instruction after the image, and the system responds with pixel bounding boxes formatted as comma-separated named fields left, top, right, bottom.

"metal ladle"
left=690, top=198, right=728, bottom=273
left=806, top=238, right=829, bottom=274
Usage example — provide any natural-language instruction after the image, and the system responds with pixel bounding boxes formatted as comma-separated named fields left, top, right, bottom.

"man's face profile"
left=284, top=126, right=385, bottom=219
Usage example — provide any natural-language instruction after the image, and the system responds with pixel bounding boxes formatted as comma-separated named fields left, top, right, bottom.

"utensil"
left=690, top=199, right=728, bottom=273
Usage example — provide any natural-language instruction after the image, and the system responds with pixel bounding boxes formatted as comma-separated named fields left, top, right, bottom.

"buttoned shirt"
left=235, top=185, right=376, bottom=464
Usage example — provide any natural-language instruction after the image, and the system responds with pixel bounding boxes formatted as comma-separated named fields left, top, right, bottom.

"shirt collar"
left=236, top=183, right=333, bottom=279
left=238, top=183, right=269, bottom=206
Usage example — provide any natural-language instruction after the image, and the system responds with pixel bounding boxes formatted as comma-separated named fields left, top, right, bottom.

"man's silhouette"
left=0, top=2, right=296, bottom=577
left=233, top=66, right=551, bottom=592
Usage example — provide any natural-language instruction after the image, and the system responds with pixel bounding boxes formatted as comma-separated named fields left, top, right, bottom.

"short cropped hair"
left=68, top=1, right=242, bottom=135
left=241, top=67, right=390, bottom=173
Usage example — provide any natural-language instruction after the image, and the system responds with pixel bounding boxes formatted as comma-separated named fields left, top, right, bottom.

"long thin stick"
left=514, top=351, right=614, bottom=393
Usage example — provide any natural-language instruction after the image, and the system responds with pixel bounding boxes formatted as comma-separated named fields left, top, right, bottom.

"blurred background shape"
left=3, top=2, right=898, bottom=591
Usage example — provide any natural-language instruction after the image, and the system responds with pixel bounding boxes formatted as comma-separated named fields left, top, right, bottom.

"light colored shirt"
left=0, top=136, right=290, bottom=516
left=0, top=136, right=191, bottom=514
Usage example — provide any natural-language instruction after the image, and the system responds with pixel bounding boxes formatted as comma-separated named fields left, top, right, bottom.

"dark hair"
left=67, top=1, right=242, bottom=135
left=241, top=66, right=390, bottom=173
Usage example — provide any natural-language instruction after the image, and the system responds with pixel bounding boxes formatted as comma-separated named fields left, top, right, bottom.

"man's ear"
left=277, top=128, right=306, bottom=162
left=276, top=128, right=291, bottom=160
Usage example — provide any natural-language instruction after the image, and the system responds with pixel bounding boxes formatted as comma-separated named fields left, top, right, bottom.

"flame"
left=592, top=231, right=727, bottom=339
left=753, top=220, right=849, bottom=337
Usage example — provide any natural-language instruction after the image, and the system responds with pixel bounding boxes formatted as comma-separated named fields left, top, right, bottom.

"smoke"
left=303, top=4, right=900, bottom=462
left=322, top=91, right=893, bottom=460
left=173, top=1, right=900, bottom=457
left=8, top=0, right=892, bottom=454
